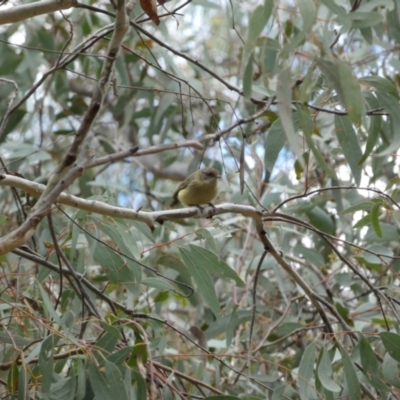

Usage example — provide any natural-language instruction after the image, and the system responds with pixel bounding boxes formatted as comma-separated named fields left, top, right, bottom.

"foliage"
left=1, top=0, right=400, bottom=398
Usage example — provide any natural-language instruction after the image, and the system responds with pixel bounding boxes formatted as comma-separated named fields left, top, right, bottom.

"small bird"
left=170, top=167, right=221, bottom=207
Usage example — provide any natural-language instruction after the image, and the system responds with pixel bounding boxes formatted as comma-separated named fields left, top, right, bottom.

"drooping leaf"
left=370, top=202, right=383, bottom=238
left=382, top=352, right=400, bottom=388
left=359, top=335, right=389, bottom=393
left=380, top=332, right=400, bottom=362
left=338, top=343, right=361, bottom=400
left=179, top=247, right=220, bottom=316
left=188, top=244, right=245, bottom=287
left=334, top=115, right=363, bottom=186
left=317, top=348, right=341, bottom=392
left=337, top=62, right=363, bottom=125
left=298, top=342, right=318, bottom=400
left=277, top=69, right=304, bottom=164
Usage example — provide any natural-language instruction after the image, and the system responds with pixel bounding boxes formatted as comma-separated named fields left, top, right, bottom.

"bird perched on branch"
left=170, top=167, right=220, bottom=208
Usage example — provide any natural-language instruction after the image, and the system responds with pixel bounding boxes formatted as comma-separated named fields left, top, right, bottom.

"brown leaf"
left=140, top=0, right=160, bottom=25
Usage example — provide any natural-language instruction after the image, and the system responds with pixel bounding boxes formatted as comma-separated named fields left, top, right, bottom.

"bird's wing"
left=170, top=181, right=187, bottom=206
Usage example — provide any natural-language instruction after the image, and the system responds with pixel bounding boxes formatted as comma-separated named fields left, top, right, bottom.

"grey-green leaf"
left=317, top=348, right=341, bottom=392
left=298, top=342, right=318, bottom=400
left=339, top=343, right=361, bottom=400
left=179, top=247, right=220, bottom=316
left=334, top=115, right=363, bottom=185
left=380, top=332, right=400, bottom=362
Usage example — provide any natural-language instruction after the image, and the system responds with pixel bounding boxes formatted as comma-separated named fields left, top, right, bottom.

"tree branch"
left=0, top=0, right=78, bottom=25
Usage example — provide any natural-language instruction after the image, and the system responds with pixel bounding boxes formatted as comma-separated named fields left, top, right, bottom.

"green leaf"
left=334, top=115, right=363, bottom=186
left=371, top=202, right=383, bottom=237
left=338, top=343, right=361, bottom=400
left=306, top=206, right=335, bottom=235
left=98, top=220, right=142, bottom=283
left=359, top=335, right=389, bottom=393
left=298, top=106, right=338, bottom=181
left=7, top=361, right=19, bottom=394
left=0, top=333, right=31, bottom=347
left=17, top=364, right=29, bottom=400
left=76, top=359, right=86, bottom=399
left=274, top=322, right=304, bottom=337
left=361, top=76, right=399, bottom=99
left=0, top=109, right=27, bottom=143
left=280, top=0, right=316, bottom=59
left=179, top=247, right=220, bottom=316
left=271, top=386, right=286, bottom=400
left=141, top=277, right=176, bottom=291
left=37, top=283, right=80, bottom=346
left=226, top=306, right=239, bottom=347
left=318, top=59, right=363, bottom=125
left=261, top=38, right=279, bottom=77
left=350, top=11, right=383, bottom=29
left=277, top=68, right=303, bottom=163
left=353, top=213, right=372, bottom=229
left=374, top=90, right=400, bottom=156
left=242, top=397, right=264, bottom=400
left=99, top=219, right=141, bottom=259
left=244, top=0, right=273, bottom=59
left=107, top=347, right=132, bottom=366
left=319, top=0, right=347, bottom=17
left=365, top=223, right=398, bottom=243
left=295, top=245, right=324, bottom=268
left=334, top=302, right=354, bottom=326
left=317, top=59, right=341, bottom=93
left=382, top=352, right=400, bottom=388
left=188, top=245, right=244, bottom=287
left=341, top=201, right=374, bottom=215
left=359, top=26, right=373, bottom=44
left=243, top=54, right=254, bottom=99
left=104, top=360, right=129, bottom=400
left=298, top=342, right=317, bottom=400
left=380, top=332, right=400, bottom=362
left=317, top=348, right=341, bottom=392
left=337, top=63, right=363, bottom=125
left=132, top=370, right=147, bottom=399
left=39, top=335, right=58, bottom=393
left=96, top=332, right=118, bottom=354
left=195, top=228, right=217, bottom=253
left=359, top=92, right=381, bottom=164
left=265, top=117, right=287, bottom=173
left=387, top=2, right=400, bottom=43
left=93, top=244, right=124, bottom=284
left=88, top=362, right=111, bottom=400
left=100, top=321, right=122, bottom=340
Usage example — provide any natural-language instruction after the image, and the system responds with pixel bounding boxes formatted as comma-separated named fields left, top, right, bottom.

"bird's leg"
left=206, top=203, right=217, bottom=218
left=208, top=203, right=216, bottom=213
left=195, top=204, right=205, bottom=212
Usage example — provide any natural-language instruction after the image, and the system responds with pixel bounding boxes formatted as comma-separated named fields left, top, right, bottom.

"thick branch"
left=0, top=174, right=264, bottom=232
left=0, top=161, right=88, bottom=255
left=0, top=0, right=77, bottom=25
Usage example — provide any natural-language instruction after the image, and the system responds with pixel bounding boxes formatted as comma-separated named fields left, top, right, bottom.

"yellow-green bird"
left=170, top=167, right=221, bottom=207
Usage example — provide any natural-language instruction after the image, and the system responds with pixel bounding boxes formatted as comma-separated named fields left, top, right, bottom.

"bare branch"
left=0, top=0, right=78, bottom=25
